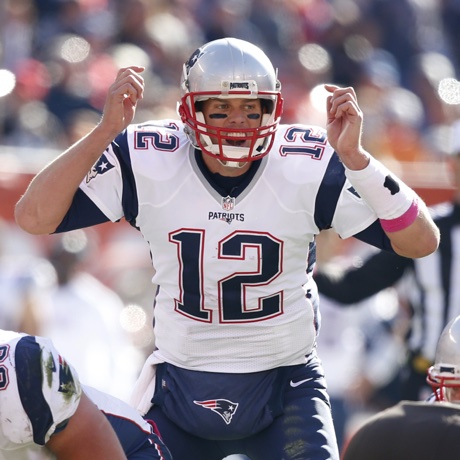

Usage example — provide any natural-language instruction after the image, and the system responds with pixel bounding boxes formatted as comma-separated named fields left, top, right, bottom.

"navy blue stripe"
left=307, top=241, right=316, bottom=275
left=112, top=131, right=140, bottom=227
left=195, top=149, right=262, bottom=197
left=16, top=336, right=54, bottom=445
left=55, top=188, right=110, bottom=233
left=314, top=153, right=346, bottom=230
left=308, top=242, right=321, bottom=333
left=354, top=220, right=394, bottom=252
left=104, top=412, right=153, bottom=458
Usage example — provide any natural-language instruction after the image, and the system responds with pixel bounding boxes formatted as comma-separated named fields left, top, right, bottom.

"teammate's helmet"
left=178, top=37, right=283, bottom=166
left=427, top=316, right=460, bottom=402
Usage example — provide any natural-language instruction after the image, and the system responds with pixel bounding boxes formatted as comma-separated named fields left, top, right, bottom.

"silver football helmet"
left=178, top=37, right=283, bottom=166
left=427, top=315, right=460, bottom=403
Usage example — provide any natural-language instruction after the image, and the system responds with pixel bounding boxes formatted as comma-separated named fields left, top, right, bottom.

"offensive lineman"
left=15, top=38, right=439, bottom=459
left=0, top=330, right=171, bottom=460
left=341, top=315, right=460, bottom=460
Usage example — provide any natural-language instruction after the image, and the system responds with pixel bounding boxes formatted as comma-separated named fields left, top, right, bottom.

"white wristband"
left=345, top=156, right=417, bottom=220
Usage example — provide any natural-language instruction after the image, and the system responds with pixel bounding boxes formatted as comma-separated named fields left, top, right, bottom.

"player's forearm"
left=315, top=251, right=410, bottom=303
left=15, top=125, right=116, bottom=235
left=386, top=204, right=440, bottom=258
left=48, top=394, right=128, bottom=460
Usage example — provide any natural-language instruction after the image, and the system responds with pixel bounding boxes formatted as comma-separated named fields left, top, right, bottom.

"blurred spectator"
left=93, top=225, right=158, bottom=358
left=442, top=1, right=460, bottom=74
left=38, top=229, right=144, bottom=401
left=1, top=0, right=460, bottom=158
left=0, top=216, right=48, bottom=334
left=0, top=0, right=37, bottom=72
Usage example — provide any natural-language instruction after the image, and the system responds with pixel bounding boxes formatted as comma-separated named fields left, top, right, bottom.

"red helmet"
left=178, top=37, right=283, bottom=167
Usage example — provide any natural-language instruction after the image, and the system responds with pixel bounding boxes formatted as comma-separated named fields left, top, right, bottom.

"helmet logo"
left=440, top=365, right=455, bottom=373
left=229, top=82, right=250, bottom=90
left=185, top=48, right=205, bottom=74
left=221, top=80, right=258, bottom=96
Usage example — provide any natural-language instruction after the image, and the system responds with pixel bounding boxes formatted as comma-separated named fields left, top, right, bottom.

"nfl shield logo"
left=222, top=196, right=235, bottom=211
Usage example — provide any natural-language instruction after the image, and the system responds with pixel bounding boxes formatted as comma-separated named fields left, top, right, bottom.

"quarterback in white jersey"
left=15, top=38, right=439, bottom=460
left=0, top=330, right=171, bottom=460
left=80, top=120, right=377, bottom=373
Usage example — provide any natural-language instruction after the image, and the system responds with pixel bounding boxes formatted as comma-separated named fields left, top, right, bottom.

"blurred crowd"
left=2, top=0, right=460, bottom=161
left=2, top=0, right=460, bottom=451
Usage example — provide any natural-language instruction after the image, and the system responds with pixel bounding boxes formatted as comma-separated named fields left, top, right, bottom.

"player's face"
left=201, top=98, right=263, bottom=148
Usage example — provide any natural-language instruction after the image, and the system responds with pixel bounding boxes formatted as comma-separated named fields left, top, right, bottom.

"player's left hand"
left=325, top=84, right=369, bottom=170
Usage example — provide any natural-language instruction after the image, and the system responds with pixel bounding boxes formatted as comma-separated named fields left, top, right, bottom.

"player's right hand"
left=100, top=66, right=145, bottom=136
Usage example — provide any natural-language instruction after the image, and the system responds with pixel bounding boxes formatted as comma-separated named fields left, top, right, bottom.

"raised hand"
left=100, top=66, right=145, bottom=136
left=325, top=84, right=368, bottom=170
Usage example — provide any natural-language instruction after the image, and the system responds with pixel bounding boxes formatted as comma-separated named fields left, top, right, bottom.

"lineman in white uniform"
left=15, top=38, right=439, bottom=459
left=0, top=330, right=171, bottom=460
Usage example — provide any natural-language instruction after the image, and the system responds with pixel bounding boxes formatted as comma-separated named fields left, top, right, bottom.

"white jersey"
left=80, top=120, right=378, bottom=372
left=0, top=331, right=158, bottom=460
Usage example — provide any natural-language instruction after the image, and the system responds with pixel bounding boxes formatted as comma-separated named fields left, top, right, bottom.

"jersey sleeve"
left=332, top=177, right=378, bottom=239
left=0, top=334, right=82, bottom=448
left=79, top=144, right=125, bottom=222
left=308, top=145, right=379, bottom=239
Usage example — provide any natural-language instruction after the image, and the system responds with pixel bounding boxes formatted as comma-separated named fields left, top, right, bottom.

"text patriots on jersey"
left=208, top=211, right=245, bottom=224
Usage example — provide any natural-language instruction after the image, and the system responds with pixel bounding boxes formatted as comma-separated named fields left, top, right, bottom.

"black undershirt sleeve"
left=353, top=220, right=394, bottom=252
left=314, top=249, right=413, bottom=304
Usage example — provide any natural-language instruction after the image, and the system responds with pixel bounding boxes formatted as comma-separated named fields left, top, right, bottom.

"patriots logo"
left=58, top=355, right=78, bottom=397
left=220, top=216, right=233, bottom=224
left=86, top=152, right=115, bottom=183
left=185, top=48, right=205, bottom=74
left=194, top=399, right=239, bottom=424
left=229, top=82, right=250, bottom=90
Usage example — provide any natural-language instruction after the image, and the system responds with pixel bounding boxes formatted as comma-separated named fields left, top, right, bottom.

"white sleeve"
left=332, top=178, right=378, bottom=239
left=38, top=337, right=82, bottom=443
left=0, top=334, right=82, bottom=449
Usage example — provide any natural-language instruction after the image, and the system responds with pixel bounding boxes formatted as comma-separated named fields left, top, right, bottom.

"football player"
left=0, top=330, right=171, bottom=460
left=341, top=400, right=460, bottom=460
left=427, top=315, right=460, bottom=403
left=341, top=315, right=460, bottom=460
left=15, top=37, right=439, bottom=459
